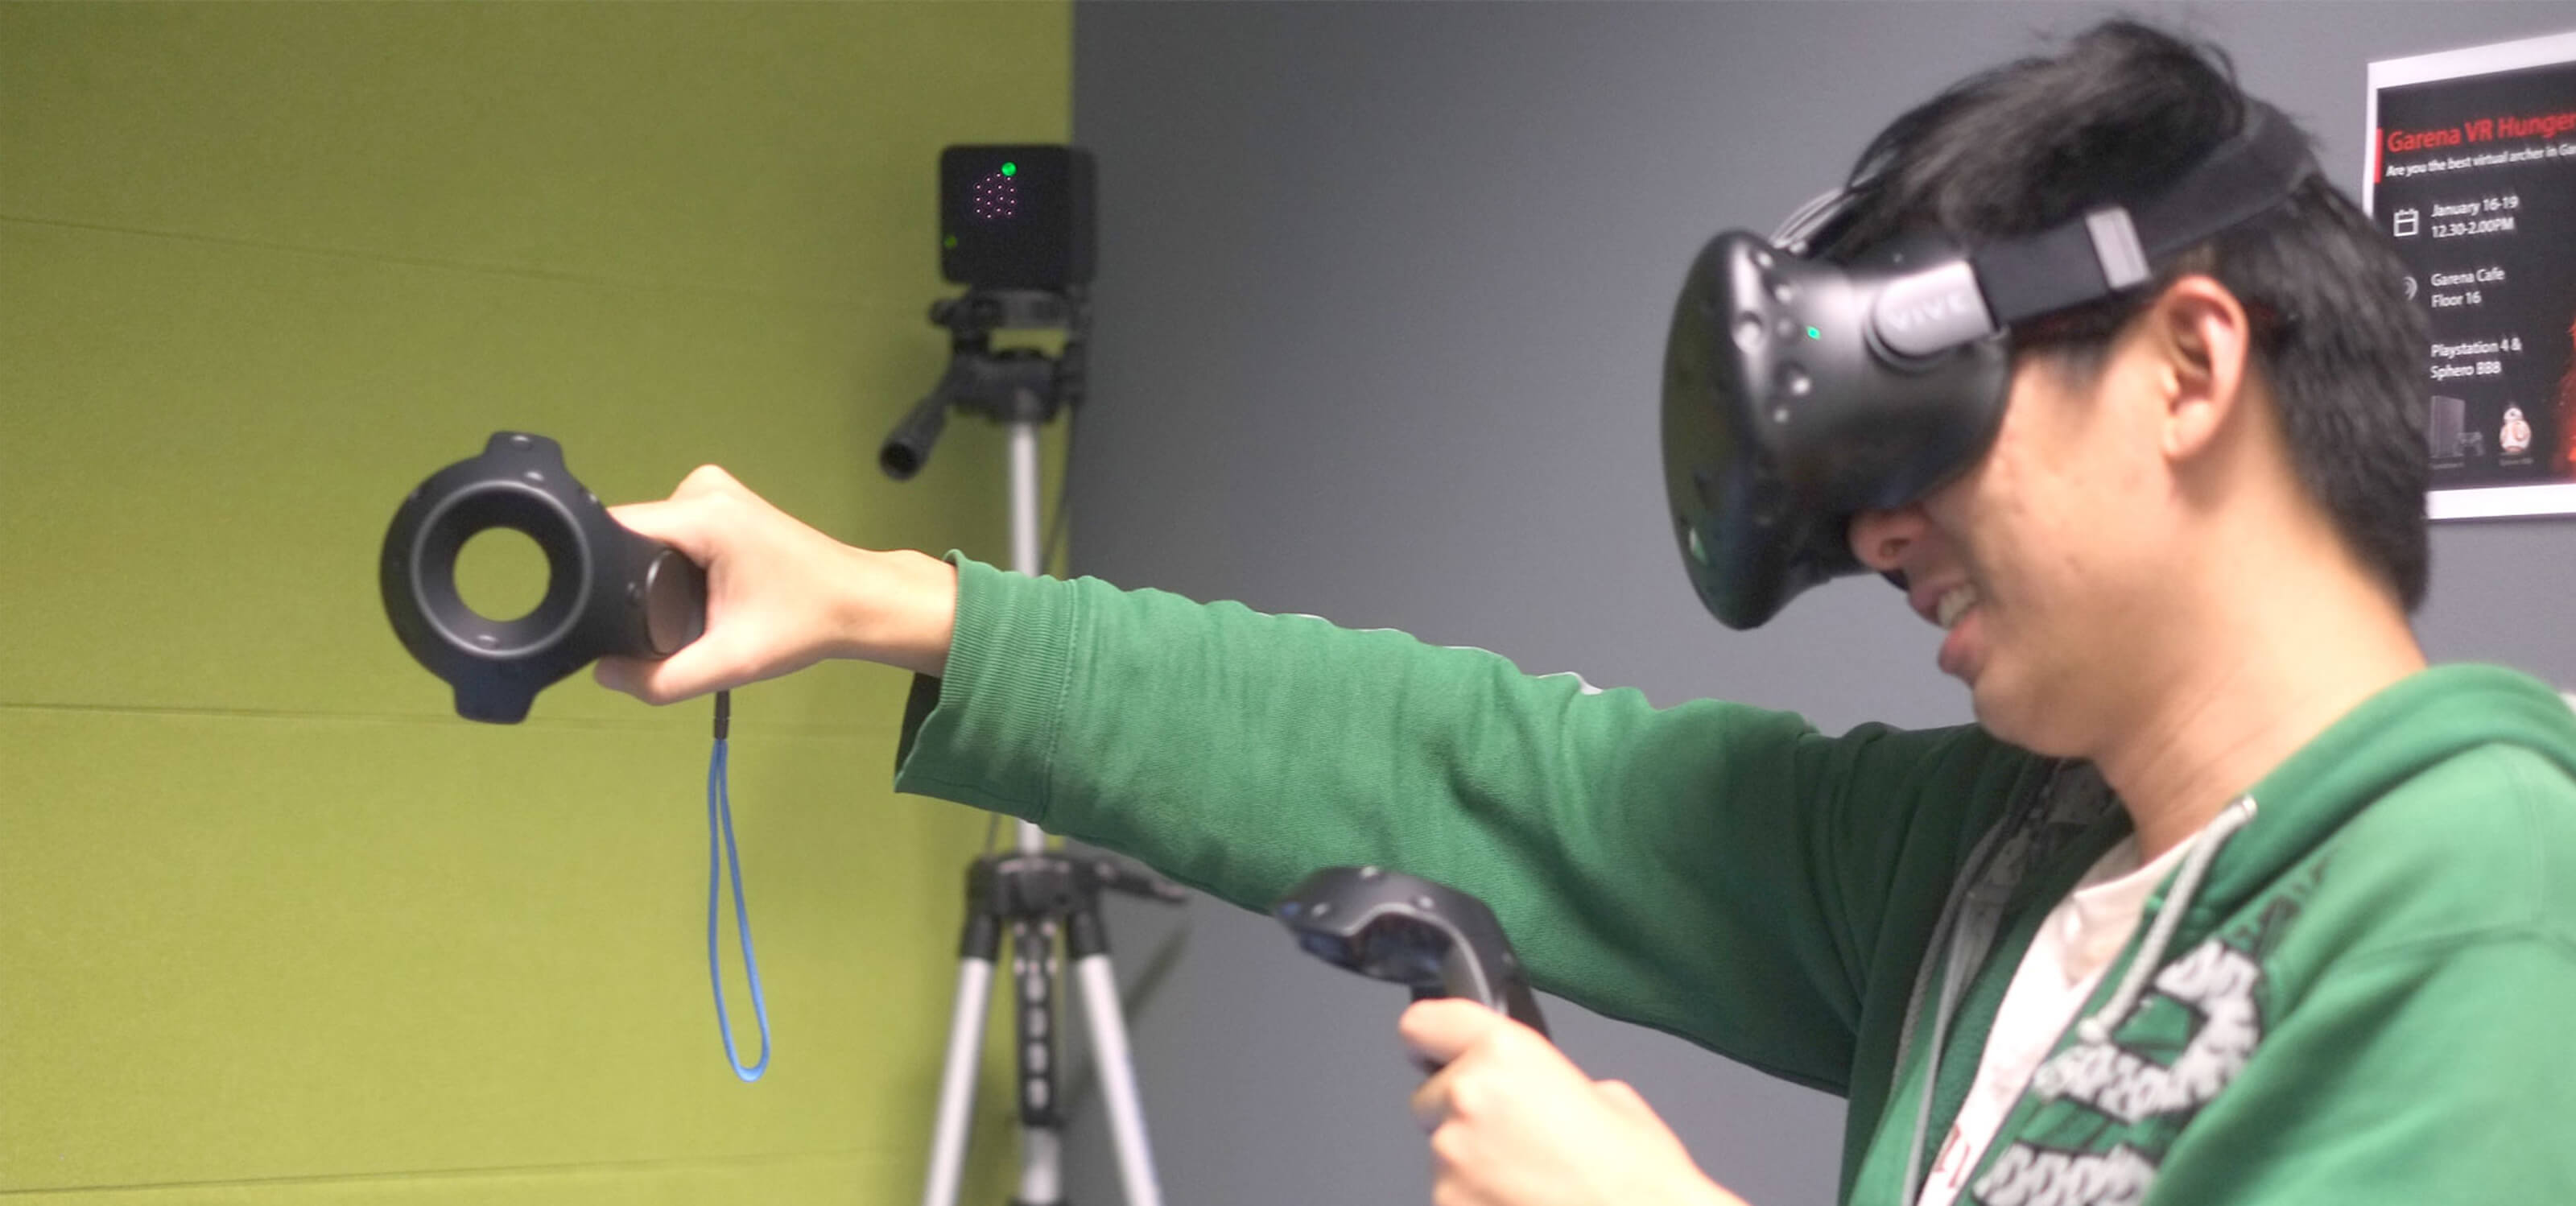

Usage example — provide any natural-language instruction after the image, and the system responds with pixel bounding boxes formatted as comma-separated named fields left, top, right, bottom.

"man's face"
left=1848, top=332, right=2182, bottom=754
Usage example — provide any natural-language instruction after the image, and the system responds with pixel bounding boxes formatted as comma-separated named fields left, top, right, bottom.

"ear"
left=2140, top=275, right=2256, bottom=465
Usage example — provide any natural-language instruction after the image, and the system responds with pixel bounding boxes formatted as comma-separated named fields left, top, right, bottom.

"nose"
left=1847, top=504, right=1928, bottom=576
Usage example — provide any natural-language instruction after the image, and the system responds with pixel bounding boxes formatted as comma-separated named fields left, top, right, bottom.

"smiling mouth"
left=1934, top=583, right=1979, bottom=630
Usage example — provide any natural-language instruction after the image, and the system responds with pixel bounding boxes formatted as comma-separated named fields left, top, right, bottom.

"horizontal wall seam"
left=0, top=700, right=883, bottom=741
left=0, top=1148, right=896, bottom=1197
left=0, top=212, right=927, bottom=317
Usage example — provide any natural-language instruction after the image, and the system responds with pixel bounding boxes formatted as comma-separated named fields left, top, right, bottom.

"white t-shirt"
left=1914, top=833, right=2192, bottom=1206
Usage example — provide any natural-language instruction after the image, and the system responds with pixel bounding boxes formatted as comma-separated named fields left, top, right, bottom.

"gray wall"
left=1061, top=5, right=2576, bottom=1204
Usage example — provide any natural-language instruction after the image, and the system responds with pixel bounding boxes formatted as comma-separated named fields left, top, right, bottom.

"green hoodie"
left=894, top=557, right=2576, bottom=1204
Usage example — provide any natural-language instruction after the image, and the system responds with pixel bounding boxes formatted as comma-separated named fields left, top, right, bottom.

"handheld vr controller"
left=1274, top=866, right=1548, bottom=1040
left=1662, top=101, right=2322, bottom=628
left=380, top=432, right=706, bottom=723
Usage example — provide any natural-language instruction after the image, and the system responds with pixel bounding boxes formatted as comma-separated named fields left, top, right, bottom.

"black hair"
left=1823, top=19, right=2431, bottom=610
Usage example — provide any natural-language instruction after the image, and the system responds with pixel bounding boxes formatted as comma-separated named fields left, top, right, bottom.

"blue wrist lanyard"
left=708, top=689, right=772, bottom=1081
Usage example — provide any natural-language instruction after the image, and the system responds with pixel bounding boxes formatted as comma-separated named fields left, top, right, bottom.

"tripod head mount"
left=881, top=287, right=1090, bottom=480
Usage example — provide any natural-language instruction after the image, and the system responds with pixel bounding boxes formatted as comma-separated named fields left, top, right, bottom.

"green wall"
left=0, top=4, right=1067, bottom=1200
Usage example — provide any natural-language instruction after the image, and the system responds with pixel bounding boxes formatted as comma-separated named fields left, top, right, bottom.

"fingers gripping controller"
left=1274, top=866, right=1548, bottom=1039
left=381, top=432, right=708, bottom=723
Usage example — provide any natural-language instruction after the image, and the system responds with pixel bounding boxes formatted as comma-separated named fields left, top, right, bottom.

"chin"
left=1967, top=674, right=2087, bottom=758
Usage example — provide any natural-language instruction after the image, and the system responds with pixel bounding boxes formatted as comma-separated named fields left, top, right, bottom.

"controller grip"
left=1274, top=866, right=1548, bottom=1039
left=1418, top=948, right=1549, bottom=1038
left=636, top=544, right=708, bottom=656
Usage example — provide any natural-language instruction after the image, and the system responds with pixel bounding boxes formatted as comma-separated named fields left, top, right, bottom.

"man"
left=600, top=21, right=2576, bottom=1206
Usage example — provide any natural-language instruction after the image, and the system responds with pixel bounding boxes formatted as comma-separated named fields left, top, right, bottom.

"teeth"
left=1935, top=584, right=1979, bottom=630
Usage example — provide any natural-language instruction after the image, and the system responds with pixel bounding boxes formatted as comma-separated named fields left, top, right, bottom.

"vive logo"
left=1873, top=262, right=1993, bottom=357
left=1884, top=291, right=1982, bottom=333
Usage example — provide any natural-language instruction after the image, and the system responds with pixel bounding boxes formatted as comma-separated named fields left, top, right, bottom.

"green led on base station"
left=1001, top=162, right=1018, bottom=176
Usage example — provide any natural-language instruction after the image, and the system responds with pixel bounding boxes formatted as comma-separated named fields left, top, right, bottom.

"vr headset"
left=1661, top=101, right=2321, bottom=629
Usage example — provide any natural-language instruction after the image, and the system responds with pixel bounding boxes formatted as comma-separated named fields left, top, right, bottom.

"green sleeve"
left=2145, top=935, right=2576, bottom=1203
left=894, top=557, right=2033, bottom=1093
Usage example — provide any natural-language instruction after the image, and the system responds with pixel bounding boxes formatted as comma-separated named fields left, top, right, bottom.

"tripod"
left=884, top=287, right=1185, bottom=1206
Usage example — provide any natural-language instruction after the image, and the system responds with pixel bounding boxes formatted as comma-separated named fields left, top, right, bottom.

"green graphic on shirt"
left=1967, top=865, right=2322, bottom=1206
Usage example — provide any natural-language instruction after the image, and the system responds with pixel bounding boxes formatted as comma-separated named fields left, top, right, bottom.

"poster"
left=2366, top=31, right=2576, bottom=519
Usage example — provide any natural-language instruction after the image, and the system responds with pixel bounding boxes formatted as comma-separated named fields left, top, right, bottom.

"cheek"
left=1948, top=374, right=2148, bottom=604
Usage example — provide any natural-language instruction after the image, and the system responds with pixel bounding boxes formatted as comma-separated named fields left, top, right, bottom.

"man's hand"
left=592, top=465, right=958, bottom=703
left=1402, top=1000, right=1748, bottom=1206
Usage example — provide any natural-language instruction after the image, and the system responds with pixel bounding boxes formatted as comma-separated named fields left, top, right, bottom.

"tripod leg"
left=1017, top=1128, right=1064, bottom=1206
left=923, top=922, right=1002, bottom=1206
left=1012, top=917, right=1067, bottom=1206
left=1006, top=421, right=1045, bottom=584
left=1071, top=910, right=1165, bottom=1206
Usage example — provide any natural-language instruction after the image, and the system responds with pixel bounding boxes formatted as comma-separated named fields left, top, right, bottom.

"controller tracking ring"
left=382, top=432, right=704, bottom=723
